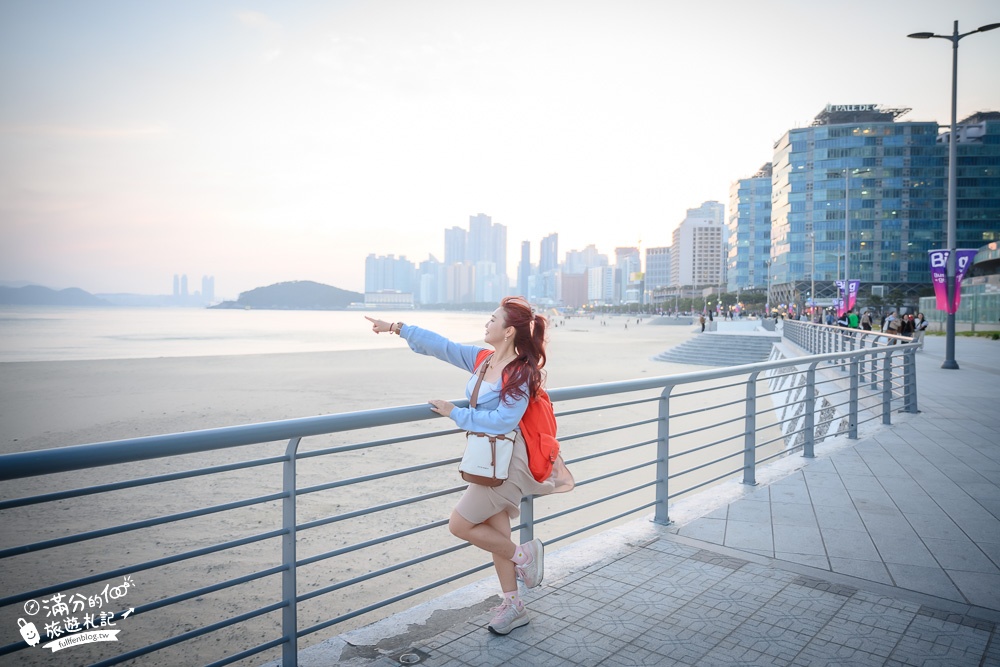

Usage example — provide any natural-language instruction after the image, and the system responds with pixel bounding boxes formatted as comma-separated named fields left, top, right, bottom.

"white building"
left=671, top=201, right=726, bottom=288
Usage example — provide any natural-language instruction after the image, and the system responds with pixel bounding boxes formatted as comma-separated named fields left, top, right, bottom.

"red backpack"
left=474, top=350, right=559, bottom=482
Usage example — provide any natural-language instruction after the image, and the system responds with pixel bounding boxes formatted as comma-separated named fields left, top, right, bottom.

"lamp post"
left=909, top=20, right=1000, bottom=370
left=809, top=231, right=816, bottom=322
left=764, top=259, right=772, bottom=315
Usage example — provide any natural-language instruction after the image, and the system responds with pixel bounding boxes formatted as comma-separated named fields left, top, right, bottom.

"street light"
left=909, top=20, right=1000, bottom=370
left=764, top=259, right=772, bottom=315
left=808, top=230, right=816, bottom=322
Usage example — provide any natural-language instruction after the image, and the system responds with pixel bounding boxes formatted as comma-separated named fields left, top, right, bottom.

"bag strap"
left=469, top=354, right=492, bottom=409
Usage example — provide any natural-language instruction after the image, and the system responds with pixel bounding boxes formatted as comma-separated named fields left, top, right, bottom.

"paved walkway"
left=320, top=335, right=1000, bottom=667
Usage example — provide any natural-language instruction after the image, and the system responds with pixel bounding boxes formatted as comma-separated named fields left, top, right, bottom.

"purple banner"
left=835, top=280, right=846, bottom=317
left=928, top=250, right=950, bottom=312
left=846, top=280, right=860, bottom=313
left=928, top=248, right=980, bottom=314
left=952, top=249, right=979, bottom=312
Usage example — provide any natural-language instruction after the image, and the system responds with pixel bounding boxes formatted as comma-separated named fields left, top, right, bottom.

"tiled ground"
left=334, top=336, right=1000, bottom=667
left=379, top=538, right=998, bottom=666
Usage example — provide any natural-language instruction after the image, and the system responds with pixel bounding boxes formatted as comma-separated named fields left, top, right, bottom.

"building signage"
left=825, top=104, right=879, bottom=113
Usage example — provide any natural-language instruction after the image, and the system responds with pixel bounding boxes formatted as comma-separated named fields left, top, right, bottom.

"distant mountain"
left=0, top=285, right=112, bottom=306
left=211, top=281, right=363, bottom=310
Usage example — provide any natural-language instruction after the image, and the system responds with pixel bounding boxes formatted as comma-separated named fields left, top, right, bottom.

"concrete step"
left=654, top=333, right=781, bottom=367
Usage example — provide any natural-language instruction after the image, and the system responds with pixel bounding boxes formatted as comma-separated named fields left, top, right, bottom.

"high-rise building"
left=464, top=214, right=508, bottom=301
left=365, top=254, right=415, bottom=294
left=770, top=104, right=960, bottom=310
left=444, top=226, right=466, bottom=266
left=539, top=234, right=559, bottom=274
left=517, top=241, right=531, bottom=298
left=645, top=246, right=672, bottom=305
left=446, top=262, right=476, bottom=304
left=587, top=266, right=615, bottom=305
left=614, top=247, right=641, bottom=305
left=671, top=202, right=726, bottom=288
left=564, top=244, right=608, bottom=275
left=946, top=111, right=1000, bottom=248
left=418, top=256, right=446, bottom=305
left=201, top=275, right=215, bottom=303
left=727, top=164, right=772, bottom=293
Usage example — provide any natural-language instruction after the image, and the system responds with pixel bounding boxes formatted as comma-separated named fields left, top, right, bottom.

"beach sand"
left=0, top=315, right=779, bottom=665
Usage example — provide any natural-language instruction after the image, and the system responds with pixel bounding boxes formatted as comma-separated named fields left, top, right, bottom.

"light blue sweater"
left=400, top=324, right=529, bottom=434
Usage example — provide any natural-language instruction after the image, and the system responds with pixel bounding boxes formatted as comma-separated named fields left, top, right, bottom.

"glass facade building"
left=727, top=163, right=772, bottom=293
left=769, top=106, right=1000, bottom=312
left=949, top=112, right=1000, bottom=248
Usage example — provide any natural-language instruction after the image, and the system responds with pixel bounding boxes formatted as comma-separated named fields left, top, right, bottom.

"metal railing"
left=0, top=322, right=919, bottom=666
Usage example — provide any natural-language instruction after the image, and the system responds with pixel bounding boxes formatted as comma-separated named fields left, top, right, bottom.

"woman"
left=913, top=313, right=928, bottom=350
left=365, top=297, right=566, bottom=636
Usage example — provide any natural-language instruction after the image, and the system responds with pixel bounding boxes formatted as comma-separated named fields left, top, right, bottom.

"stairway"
left=654, top=332, right=781, bottom=367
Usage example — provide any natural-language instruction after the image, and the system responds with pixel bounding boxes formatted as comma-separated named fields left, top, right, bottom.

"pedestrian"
left=699, top=313, right=706, bottom=332
left=913, top=313, right=928, bottom=350
left=900, top=313, right=914, bottom=338
left=847, top=309, right=860, bottom=329
left=364, top=297, right=574, bottom=635
left=884, top=310, right=901, bottom=343
left=860, top=310, right=872, bottom=331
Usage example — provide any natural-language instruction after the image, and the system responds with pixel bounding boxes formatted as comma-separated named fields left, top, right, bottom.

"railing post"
left=519, top=496, right=534, bottom=545
left=803, top=363, right=816, bottom=458
left=282, top=437, right=301, bottom=667
left=652, top=387, right=672, bottom=525
left=743, top=372, right=759, bottom=485
left=848, top=353, right=859, bottom=439
left=869, top=340, right=879, bottom=390
left=882, top=351, right=893, bottom=425
left=902, top=347, right=919, bottom=414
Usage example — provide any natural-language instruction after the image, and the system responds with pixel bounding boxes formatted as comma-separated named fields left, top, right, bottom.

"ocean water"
left=0, top=306, right=493, bottom=362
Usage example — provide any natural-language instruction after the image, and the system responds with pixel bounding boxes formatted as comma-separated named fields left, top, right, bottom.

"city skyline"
left=2, top=1, right=999, bottom=298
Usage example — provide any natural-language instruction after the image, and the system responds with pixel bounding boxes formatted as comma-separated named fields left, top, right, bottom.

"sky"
left=1, top=0, right=999, bottom=298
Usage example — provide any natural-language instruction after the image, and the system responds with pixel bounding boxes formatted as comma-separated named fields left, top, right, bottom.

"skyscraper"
left=463, top=214, right=508, bottom=301
left=615, top=247, right=641, bottom=305
left=365, top=254, right=415, bottom=294
left=444, top=227, right=467, bottom=266
left=645, top=246, right=672, bottom=305
left=770, top=104, right=943, bottom=309
left=539, top=233, right=559, bottom=274
left=671, top=202, right=726, bottom=288
left=517, top=241, right=531, bottom=298
left=201, top=275, right=215, bottom=303
left=727, top=164, right=772, bottom=293
left=564, top=244, right=608, bottom=275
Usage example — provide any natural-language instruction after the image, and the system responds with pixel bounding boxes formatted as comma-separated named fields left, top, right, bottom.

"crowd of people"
left=822, top=308, right=928, bottom=348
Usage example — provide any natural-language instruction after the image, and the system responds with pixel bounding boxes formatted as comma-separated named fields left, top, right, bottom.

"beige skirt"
left=454, top=431, right=574, bottom=524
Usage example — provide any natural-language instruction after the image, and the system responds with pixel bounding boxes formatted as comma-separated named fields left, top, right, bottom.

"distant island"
left=0, top=285, right=111, bottom=306
left=211, top=280, right=362, bottom=310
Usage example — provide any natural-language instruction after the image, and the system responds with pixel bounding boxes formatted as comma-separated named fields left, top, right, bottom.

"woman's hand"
left=428, top=399, right=455, bottom=418
left=365, top=316, right=392, bottom=334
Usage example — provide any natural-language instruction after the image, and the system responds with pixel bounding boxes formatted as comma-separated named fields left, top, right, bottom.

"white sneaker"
left=487, top=602, right=528, bottom=635
left=515, top=538, right=544, bottom=588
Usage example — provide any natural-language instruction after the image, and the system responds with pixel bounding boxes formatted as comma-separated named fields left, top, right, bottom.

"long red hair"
left=498, top=296, right=547, bottom=405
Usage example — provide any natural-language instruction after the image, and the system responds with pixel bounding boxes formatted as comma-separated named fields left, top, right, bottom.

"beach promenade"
left=319, top=334, right=1000, bottom=666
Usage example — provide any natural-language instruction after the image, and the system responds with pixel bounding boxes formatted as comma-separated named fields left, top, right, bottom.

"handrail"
left=0, top=321, right=919, bottom=666
left=0, top=344, right=904, bottom=483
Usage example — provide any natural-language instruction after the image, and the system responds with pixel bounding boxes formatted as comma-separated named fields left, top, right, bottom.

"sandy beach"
left=0, top=315, right=779, bottom=665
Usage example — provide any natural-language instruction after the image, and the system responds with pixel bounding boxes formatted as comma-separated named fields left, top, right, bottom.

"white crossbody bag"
left=458, top=355, right=515, bottom=487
